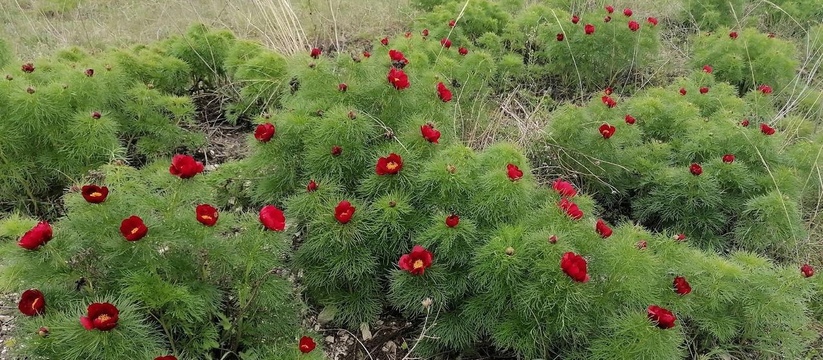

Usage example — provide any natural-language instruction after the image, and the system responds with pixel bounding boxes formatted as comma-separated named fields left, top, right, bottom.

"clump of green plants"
left=692, top=27, right=798, bottom=95
left=0, top=41, right=210, bottom=213
left=236, top=29, right=822, bottom=360
left=0, top=158, right=322, bottom=360
left=541, top=70, right=815, bottom=258
left=242, top=30, right=499, bottom=327
left=682, top=0, right=745, bottom=30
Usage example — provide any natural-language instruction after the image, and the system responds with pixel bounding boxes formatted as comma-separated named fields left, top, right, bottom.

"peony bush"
left=0, top=158, right=323, bottom=360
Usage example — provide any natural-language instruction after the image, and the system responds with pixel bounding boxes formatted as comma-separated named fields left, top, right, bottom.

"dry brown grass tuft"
left=0, top=0, right=415, bottom=59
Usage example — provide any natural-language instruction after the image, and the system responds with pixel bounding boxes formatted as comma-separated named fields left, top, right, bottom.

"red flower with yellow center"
left=120, top=216, right=148, bottom=241
left=196, top=204, right=219, bottom=227
left=18, top=289, right=46, bottom=316
left=376, top=153, right=403, bottom=175
left=80, top=302, right=119, bottom=331
left=399, top=245, right=433, bottom=275
left=387, top=68, right=410, bottom=90
left=81, top=184, right=109, bottom=203
left=299, top=336, right=316, bottom=353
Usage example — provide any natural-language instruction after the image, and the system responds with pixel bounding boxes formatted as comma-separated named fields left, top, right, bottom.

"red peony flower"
left=605, top=5, right=614, bottom=13
left=647, top=305, right=676, bottom=329
left=760, top=123, right=775, bottom=135
left=299, top=336, right=316, bottom=353
left=699, top=87, right=709, bottom=94
left=259, top=205, right=286, bottom=231
left=448, top=19, right=456, bottom=28
left=584, top=24, right=595, bottom=35
left=729, top=31, right=738, bottom=39
left=81, top=184, right=109, bottom=203
left=689, top=163, right=703, bottom=176
left=155, top=356, right=177, bottom=360
left=422, top=29, right=429, bottom=37
left=572, top=15, right=580, bottom=24
left=549, top=234, right=558, bottom=244
left=440, top=38, right=452, bottom=49
left=18, top=289, right=46, bottom=316
left=604, top=16, right=612, bottom=23
left=647, top=17, right=658, bottom=26
left=363, top=51, right=371, bottom=58
left=445, top=214, right=460, bottom=228
left=307, top=179, right=318, bottom=192
left=801, top=264, right=814, bottom=278
left=722, top=154, right=735, bottom=163
left=628, top=20, right=639, bottom=31
left=421, top=124, right=441, bottom=143
left=604, top=87, right=613, bottom=95
left=506, top=163, right=523, bottom=181
left=196, top=204, right=219, bottom=227
left=595, top=218, right=613, bottom=238
left=740, top=119, right=750, bottom=127
left=335, top=200, right=356, bottom=224
left=169, top=154, right=204, bottom=179
left=436, top=82, right=453, bottom=102
left=553, top=179, right=577, bottom=198
left=381, top=37, right=389, bottom=46
left=559, top=198, right=584, bottom=220
left=310, top=48, right=321, bottom=59
left=601, top=95, right=617, bottom=108
left=758, top=84, right=773, bottom=94
left=673, top=276, right=692, bottom=295
left=387, top=68, right=410, bottom=90
left=599, top=123, right=616, bottom=139
left=120, top=216, right=148, bottom=241
left=398, top=245, right=434, bottom=275
left=560, top=252, right=590, bottom=283
left=458, top=47, right=468, bottom=56
left=376, top=153, right=403, bottom=175
left=389, top=49, right=408, bottom=64
left=679, top=87, right=687, bottom=95
left=338, top=83, right=348, bottom=92
left=18, top=222, right=53, bottom=250
left=703, top=64, right=713, bottom=73
left=80, top=302, right=119, bottom=331
left=91, top=111, right=101, bottom=119
left=625, top=114, right=636, bottom=125
left=254, top=123, right=275, bottom=143
left=85, top=68, right=94, bottom=77
left=637, top=240, right=647, bottom=249
left=674, top=233, right=687, bottom=242
left=331, top=145, right=343, bottom=156
left=21, top=63, right=35, bottom=73
left=556, top=33, right=565, bottom=41
left=623, top=8, right=633, bottom=16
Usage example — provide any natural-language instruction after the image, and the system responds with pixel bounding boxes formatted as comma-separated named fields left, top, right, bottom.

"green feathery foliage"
left=0, top=160, right=321, bottom=359
left=541, top=70, right=815, bottom=259
left=682, top=0, right=746, bottom=30
left=692, top=28, right=799, bottom=94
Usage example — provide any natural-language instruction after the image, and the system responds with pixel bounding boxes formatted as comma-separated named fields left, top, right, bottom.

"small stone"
left=359, top=322, right=372, bottom=341
left=505, top=246, right=515, bottom=256
left=325, top=335, right=335, bottom=343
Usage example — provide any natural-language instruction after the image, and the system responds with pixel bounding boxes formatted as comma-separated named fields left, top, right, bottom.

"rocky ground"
left=0, top=293, right=17, bottom=360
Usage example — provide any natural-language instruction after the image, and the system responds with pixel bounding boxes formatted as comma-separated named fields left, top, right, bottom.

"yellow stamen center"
left=96, top=314, right=111, bottom=322
left=90, top=192, right=102, bottom=197
left=393, top=78, right=400, bottom=82
left=201, top=215, right=213, bottom=221
left=130, top=227, right=139, bottom=235
left=31, top=298, right=40, bottom=310
left=386, top=162, right=399, bottom=171
left=413, top=260, right=424, bottom=269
